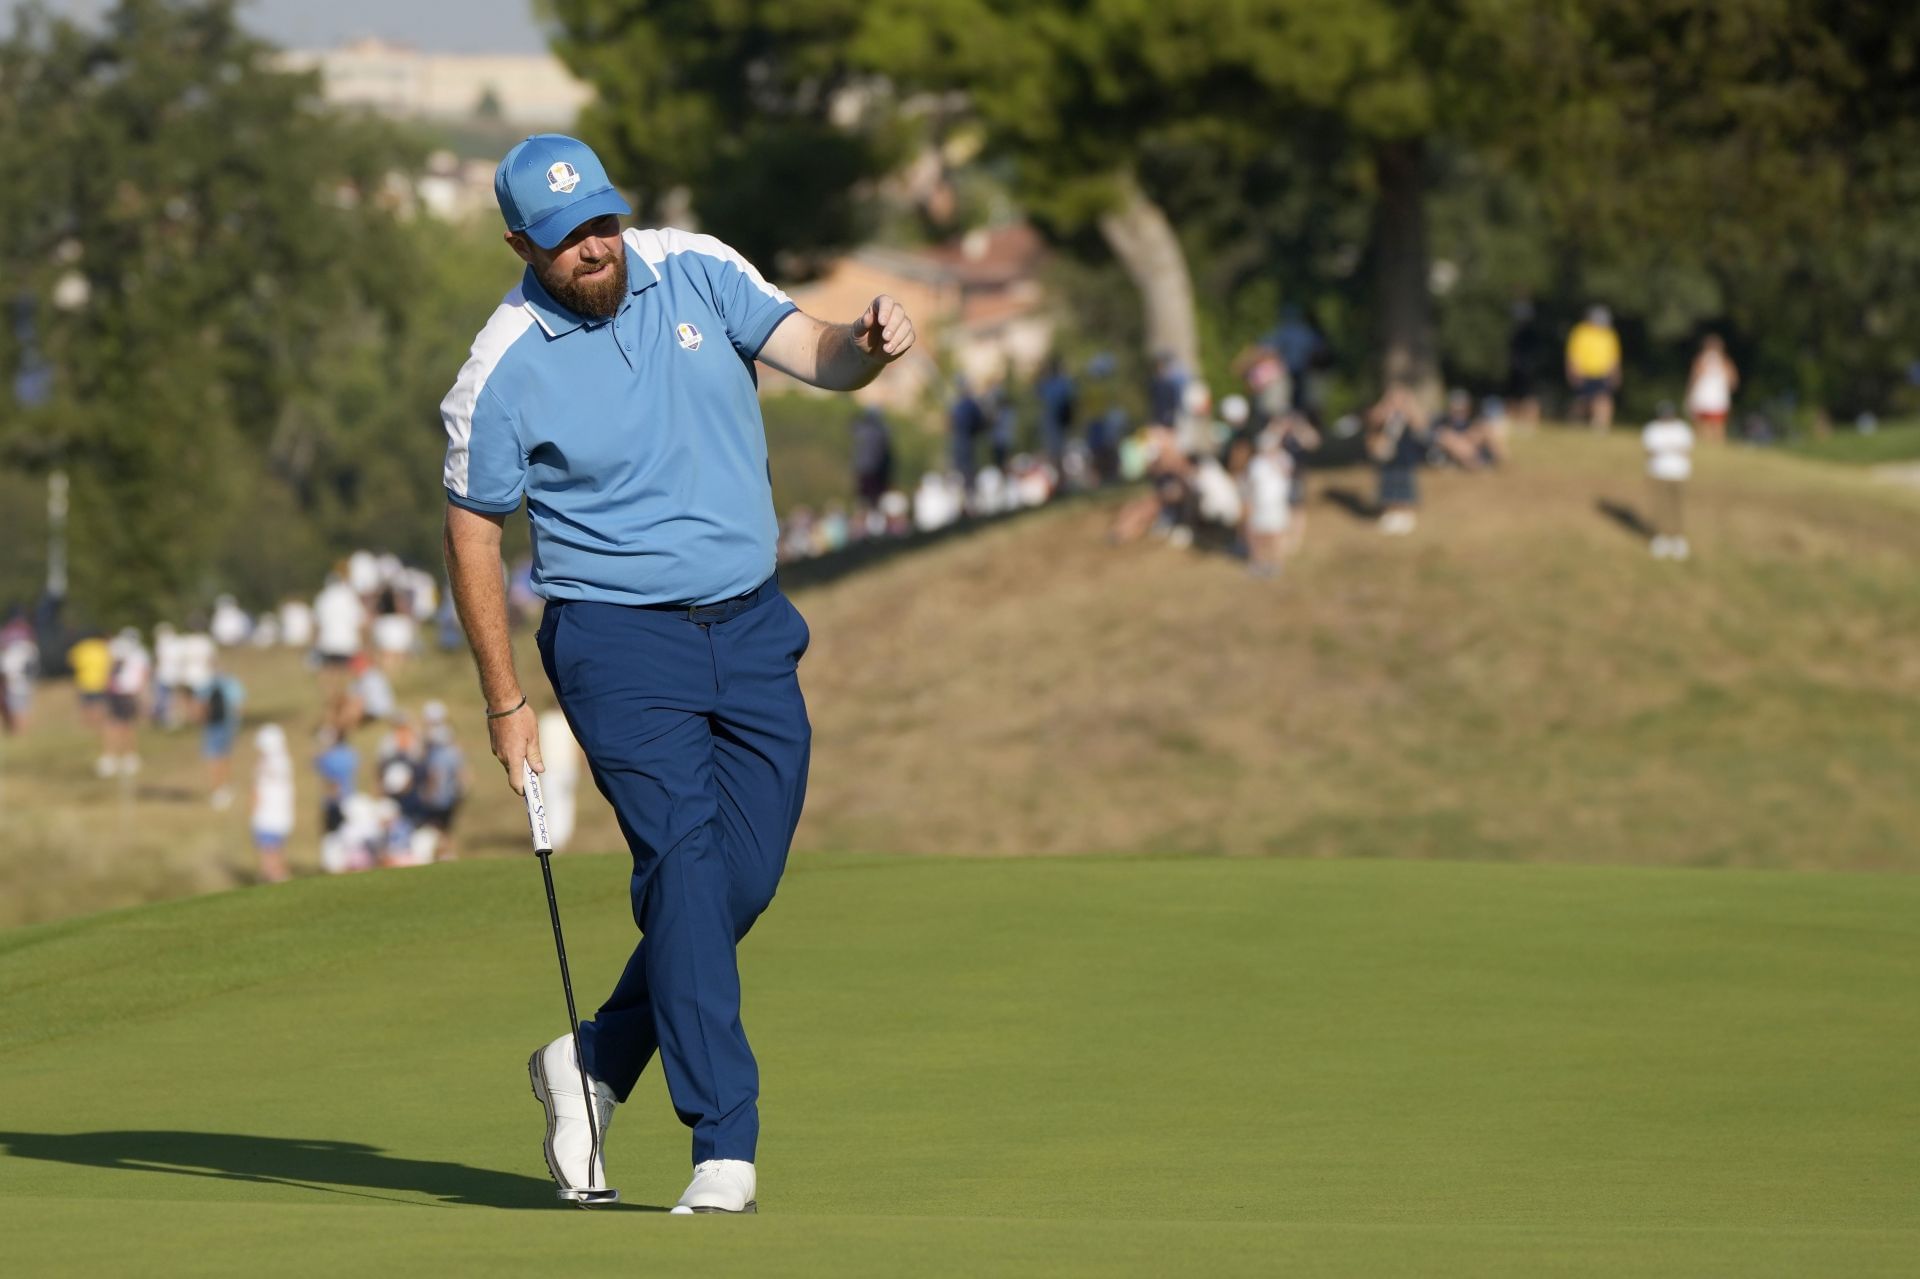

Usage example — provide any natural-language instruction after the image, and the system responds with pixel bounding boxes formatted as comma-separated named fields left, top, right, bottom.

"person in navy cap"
left=441, top=134, right=914, bottom=1214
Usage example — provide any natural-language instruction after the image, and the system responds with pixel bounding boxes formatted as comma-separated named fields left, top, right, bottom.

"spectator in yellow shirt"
left=1565, top=305, right=1623, bottom=432
left=68, top=633, right=112, bottom=728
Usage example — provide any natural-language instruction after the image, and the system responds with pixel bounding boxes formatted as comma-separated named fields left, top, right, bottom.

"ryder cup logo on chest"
left=545, top=161, right=581, bottom=194
left=675, top=322, right=703, bottom=352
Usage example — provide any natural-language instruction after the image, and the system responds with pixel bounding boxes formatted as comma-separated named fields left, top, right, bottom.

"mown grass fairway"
left=3, top=854, right=1915, bottom=1275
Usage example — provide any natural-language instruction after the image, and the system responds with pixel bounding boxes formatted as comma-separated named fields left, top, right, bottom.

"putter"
left=524, top=762, right=619, bottom=1207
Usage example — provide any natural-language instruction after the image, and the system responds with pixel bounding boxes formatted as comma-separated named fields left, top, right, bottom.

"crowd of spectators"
left=760, top=302, right=1723, bottom=581
left=4, top=549, right=518, bottom=886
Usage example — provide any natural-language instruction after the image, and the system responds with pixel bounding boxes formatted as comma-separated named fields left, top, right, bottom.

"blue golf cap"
left=495, top=134, right=632, bottom=250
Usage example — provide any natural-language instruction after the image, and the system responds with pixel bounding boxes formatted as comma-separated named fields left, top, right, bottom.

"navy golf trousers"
left=536, top=578, right=811, bottom=1164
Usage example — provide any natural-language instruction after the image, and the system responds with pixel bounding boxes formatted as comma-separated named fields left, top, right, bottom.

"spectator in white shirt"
left=251, top=724, right=295, bottom=884
left=1642, top=401, right=1694, bottom=561
left=313, top=572, right=366, bottom=708
left=102, top=628, right=151, bottom=776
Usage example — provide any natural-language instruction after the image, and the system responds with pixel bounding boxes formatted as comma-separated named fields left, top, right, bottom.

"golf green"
left=2, top=855, right=1915, bottom=1275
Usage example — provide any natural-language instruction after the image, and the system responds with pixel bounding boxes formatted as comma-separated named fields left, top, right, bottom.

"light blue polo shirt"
left=441, top=227, right=798, bottom=606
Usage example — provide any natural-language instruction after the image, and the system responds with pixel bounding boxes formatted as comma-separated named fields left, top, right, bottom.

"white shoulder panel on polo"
left=441, top=285, right=537, bottom=499
left=625, top=227, right=791, bottom=306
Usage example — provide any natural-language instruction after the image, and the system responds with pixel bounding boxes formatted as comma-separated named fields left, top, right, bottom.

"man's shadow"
left=0, top=1130, right=662, bottom=1211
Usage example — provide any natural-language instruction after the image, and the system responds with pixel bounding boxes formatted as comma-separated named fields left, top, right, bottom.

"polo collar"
left=521, top=240, right=659, bottom=338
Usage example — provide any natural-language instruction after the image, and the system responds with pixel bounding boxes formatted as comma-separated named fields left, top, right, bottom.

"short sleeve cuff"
left=742, top=301, right=800, bottom=359
left=446, top=487, right=522, bottom=515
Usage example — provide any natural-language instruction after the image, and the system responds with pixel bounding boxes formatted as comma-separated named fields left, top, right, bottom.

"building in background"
left=776, top=222, right=1054, bottom=411
left=278, top=38, right=591, bottom=127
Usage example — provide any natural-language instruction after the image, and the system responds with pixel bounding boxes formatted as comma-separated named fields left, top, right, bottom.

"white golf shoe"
left=670, top=1159, right=757, bottom=1214
left=527, top=1033, right=618, bottom=1205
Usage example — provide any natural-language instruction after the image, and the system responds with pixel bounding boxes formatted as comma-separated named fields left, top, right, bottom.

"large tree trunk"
left=1370, top=138, right=1441, bottom=408
left=1098, top=177, right=1200, bottom=375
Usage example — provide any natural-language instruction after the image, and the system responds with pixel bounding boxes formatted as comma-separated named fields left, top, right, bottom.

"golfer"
left=441, top=135, right=914, bottom=1214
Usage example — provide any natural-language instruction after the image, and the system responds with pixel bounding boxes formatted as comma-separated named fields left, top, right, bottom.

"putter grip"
left=522, top=763, right=552, bottom=852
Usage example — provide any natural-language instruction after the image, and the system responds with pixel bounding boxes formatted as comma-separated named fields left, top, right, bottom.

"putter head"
left=558, top=1185, right=620, bottom=1208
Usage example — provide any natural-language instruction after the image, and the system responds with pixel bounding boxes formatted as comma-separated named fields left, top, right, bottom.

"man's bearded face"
left=539, top=238, right=627, bottom=319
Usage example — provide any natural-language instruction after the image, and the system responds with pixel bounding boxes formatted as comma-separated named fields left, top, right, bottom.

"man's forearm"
left=443, top=512, right=524, bottom=711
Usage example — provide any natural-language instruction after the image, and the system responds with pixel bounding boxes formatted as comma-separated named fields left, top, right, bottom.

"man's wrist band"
left=485, top=695, right=528, bottom=720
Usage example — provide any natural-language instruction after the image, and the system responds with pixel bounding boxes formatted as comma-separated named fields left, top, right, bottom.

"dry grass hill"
left=5, top=430, right=1918, bottom=927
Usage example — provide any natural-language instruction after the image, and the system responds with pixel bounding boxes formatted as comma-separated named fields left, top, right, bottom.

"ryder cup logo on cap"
left=676, top=322, right=703, bottom=352
left=495, top=134, right=632, bottom=250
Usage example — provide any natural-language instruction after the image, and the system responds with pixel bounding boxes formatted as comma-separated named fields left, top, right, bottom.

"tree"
left=543, top=0, right=902, bottom=273
left=0, top=0, right=426, bottom=623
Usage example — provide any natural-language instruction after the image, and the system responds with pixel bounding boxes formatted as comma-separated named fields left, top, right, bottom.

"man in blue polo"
left=441, top=135, right=914, bottom=1215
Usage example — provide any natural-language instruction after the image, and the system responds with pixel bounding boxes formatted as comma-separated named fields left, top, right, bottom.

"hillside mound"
left=7, top=433, right=1917, bottom=930
left=792, top=433, right=1920, bottom=869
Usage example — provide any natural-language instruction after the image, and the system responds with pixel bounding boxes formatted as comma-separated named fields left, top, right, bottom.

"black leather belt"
left=643, top=575, right=780, bottom=623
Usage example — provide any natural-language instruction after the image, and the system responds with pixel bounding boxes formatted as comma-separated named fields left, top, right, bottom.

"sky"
left=14, top=0, right=552, bottom=54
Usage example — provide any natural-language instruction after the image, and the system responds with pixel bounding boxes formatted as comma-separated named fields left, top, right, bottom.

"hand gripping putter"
left=523, top=762, right=619, bottom=1207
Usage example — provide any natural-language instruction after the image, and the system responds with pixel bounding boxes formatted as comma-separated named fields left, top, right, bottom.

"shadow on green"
left=0, top=1131, right=665, bottom=1212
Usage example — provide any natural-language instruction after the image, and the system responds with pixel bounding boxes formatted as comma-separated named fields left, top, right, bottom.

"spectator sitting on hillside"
left=376, top=759, right=428, bottom=867
left=1431, top=389, right=1501, bottom=470
left=913, top=471, right=964, bottom=533
left=1109, top=423, right=1194, bottom=546
left=818, top=503, right=851, bottom=554
left=1566, top=305, right=1623, bottom=432
left=780, top=506, right=817, bottom=562
left=250, top=724, right=294, bottom=884
left=325, top=792, right=387, bottom=874
left=878, top=488, right=911, bottom=536
left=974, top=464, right=1008, bottom=516
left=314, top=725, right=358, bottom=833
left=1219, top=393, right=1254, bottom=452
left=1368, top=386, right=1430, bottom=536
left=1232, top=343, right=1290, bottom=429
left=1642, top=400, right=1695, bottom=561
left=200, top=665, right=246, bottom=811
left=1192, top=450, right=1243, bottom=537
left=342, top=652, right=396, bottom=728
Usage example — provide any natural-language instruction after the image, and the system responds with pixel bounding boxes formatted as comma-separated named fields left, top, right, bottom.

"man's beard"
left=541, top=252, right=627, bottom=320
